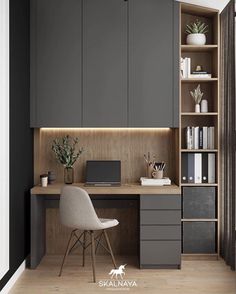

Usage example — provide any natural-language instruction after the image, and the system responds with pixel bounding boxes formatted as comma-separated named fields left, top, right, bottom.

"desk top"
left=31, top=183, right=181, bottom=195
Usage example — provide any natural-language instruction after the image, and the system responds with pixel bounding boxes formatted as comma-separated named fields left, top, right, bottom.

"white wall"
left=175, top=0, right=230, bottom=12
left=0, top=0, right=9, bottom=280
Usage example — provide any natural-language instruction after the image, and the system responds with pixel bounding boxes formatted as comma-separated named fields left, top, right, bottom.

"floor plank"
left=10, top=255, right=236, bottom=294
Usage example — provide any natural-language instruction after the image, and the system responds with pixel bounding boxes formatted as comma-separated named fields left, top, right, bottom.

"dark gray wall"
left=0, top=0, right=33, bottom=290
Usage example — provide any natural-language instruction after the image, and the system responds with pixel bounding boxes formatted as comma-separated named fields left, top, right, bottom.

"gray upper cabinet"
left=128, top=0, right=179, bottom=127
left=30, top=0, right=82, bottom=127
left=83, top=0, right=128, bottom=127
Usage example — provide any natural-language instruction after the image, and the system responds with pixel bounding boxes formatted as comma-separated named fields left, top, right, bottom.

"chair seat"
left=99, top=218, right=119, bottom=229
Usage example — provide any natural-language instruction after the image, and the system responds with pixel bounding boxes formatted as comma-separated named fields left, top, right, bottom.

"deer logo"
left=108, top=264, right=127, bottom=280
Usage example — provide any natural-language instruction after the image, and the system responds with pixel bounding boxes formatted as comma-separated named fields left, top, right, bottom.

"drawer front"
left=140, top=225, right=181, bottom=240
left=140, top=240, right=181, bottom=265
left=183, top=222, right=216, bottom=254
left=140, top=210, right=181, bottom=225
left=140, top=195, right=181, bottom=210
left=182, top=187, right=216, bottom=219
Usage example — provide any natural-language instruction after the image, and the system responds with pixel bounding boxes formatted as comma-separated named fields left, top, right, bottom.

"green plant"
left=190, top=84, right=204, bottom=104
left=52, top=135, right=84, bottom=168
left=186, top=19, right=208, bottom=34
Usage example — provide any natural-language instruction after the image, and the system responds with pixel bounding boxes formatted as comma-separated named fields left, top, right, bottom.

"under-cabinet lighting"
left=40, top=127, right=171, bottom=132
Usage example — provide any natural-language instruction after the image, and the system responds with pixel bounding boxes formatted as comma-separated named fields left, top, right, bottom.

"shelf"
left=181, top=183, right=218, bottom=187
left=182, top=219, right=218, bottom=222
left=181, top=149, right=218, bottom=153
left=181, top=45, right=218, bottom=52
left=181, top=112, right=218, bottom=116
left=182, top=254, right=218, bottom=260
left=181, top=78, right=218, bottom=82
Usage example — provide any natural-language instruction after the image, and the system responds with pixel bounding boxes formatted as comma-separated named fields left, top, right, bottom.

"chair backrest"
left=60, top=186, right=102, bottom=230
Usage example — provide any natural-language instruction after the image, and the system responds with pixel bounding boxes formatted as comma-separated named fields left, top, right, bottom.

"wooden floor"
left=11, top=255, right=236, bottom=294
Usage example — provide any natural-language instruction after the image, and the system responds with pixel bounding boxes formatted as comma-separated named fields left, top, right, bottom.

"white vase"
left=201, top=99, right=208, bottom=113
left=195, top=104, right=200, bottom=113
left=186, top=33, right=206, bottom=45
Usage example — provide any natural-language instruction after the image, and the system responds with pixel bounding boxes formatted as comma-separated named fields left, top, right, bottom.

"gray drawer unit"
left=140, top=194, right=181, bottom=269
left=140, top=195, right=181, bottom=210
left=140, top=225, right=181, bottom=240
left=140, top=241, right=181, bottom=267
left=141, top=210, right=181, bottom=225
left=182, top=187, right=216, bottom=219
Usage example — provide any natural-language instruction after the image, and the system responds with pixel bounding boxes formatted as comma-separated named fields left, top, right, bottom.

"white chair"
left=59, top=186, right=119, bottom=282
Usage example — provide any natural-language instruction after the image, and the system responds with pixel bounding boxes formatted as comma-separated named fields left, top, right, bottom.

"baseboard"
left=1, top=260, right=25, bottom=294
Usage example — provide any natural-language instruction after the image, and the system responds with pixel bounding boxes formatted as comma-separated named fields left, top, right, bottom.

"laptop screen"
left=85, top=160, right=121, bottom=185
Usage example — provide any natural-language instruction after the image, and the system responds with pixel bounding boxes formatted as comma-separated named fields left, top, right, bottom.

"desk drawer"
left=140, top=225, right=181, bottom=240
left=140, top=195, right=181, bottom=210
left=140, top=240, right=181, bottom=265
left=140, top=210, right=181, bottom=225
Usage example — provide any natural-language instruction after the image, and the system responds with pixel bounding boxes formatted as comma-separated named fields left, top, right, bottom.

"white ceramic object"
left=201, top=99, right=208, bottom=113
left=186, top=33, right=206, bottom=45
left=41, top=176, right=48, bottom=187
left=195, top=104, right=200, bottom=113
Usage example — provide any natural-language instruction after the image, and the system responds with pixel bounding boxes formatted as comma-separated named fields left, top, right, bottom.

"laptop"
left=85, top=160, right=121, bottom=186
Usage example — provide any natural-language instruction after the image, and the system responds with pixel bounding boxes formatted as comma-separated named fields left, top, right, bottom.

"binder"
left=187, top=153, right=194, bottom=183
left=194, top=126, right=199, bottom=149
left=202, top=153, right=208, bottom=183
left=199, top=127, right=203, bottom=149
left=203, top=127, right=208, bottom=149
left=194, top=153, right=202, bottom=183
left=208, top=153, right=216, bottom=183
left=182, top=153, right=188, bottom=183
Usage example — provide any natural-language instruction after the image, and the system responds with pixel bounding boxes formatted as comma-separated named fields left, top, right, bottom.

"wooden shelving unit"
left=179, top=3, right=220, bottom=259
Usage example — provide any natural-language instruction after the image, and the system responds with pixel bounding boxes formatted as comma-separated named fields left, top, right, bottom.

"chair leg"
left=103, top=230, right=117, bottom=268
left=82, top=231, right=87, bottom=267
left=59, top=230, right=75, bottom=276
left=90, top=231, right=96, bottom=283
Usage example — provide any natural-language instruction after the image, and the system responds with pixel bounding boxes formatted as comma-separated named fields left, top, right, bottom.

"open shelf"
left=181, top=149, right=218, bottom=152
left=181, top=45, right=218, bottom=52
left=181, top=183, right=218, bottom=187
left=181, top=112, right=218, bottom=116
left=181, top=78, right=218, bottom=82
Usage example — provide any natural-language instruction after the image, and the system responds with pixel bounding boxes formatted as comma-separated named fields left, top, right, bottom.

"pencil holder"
left=147, top=164, right=154, bottom=178
left=152, top=170, right=163, bottom=179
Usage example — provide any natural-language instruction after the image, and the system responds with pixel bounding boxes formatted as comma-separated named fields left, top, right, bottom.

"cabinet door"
left=30, top=0, right=82, bottom=127
left=83, top=0, right=128, bottom=127
left=129, top=0, right=179, bottom=127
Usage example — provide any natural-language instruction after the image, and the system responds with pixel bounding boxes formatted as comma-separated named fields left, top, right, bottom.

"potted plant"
left=186, top=19, right=208, bottom=45
left=52, top=135, right=84, bottom=184
left=190, top=84, right=204, bottom=113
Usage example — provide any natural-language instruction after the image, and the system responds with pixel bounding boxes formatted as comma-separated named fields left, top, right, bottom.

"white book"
left=186, top=127, right=192, bottom=149
left=194, top=126, right=199, bottom=149
left=189, top=74, right=212, bottom=78
left=194, top=153, right=202, bottom=183
left=208, top=127, right=215, bottom=149
left=184, top=58, right=188, bottom=78
left=187, top=58, right=191, bottom=78
left=140, top=177, right=171, bottom=186
left=208, top=153, right=216, bottom=183
left=203, top=127, right=208, bottom=149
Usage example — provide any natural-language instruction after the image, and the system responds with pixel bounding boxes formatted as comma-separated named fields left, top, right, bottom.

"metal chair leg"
left=59, top=230, right=75, bottom=276
left=90, top=231, right=96, bottom=283
left=103, top=230, right=117, bottom=268
left=82, top=231, right=87, bottom=267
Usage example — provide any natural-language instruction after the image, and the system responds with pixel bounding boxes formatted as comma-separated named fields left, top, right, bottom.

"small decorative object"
left=201, top=99, right=208, bottom=113
left=48, top=171, right=56, bottom=184
left=152, top=170, right=163, bottom=179
left=195, top=65, right=202, bottom=72
left=52, top=135, right=84, bottom=184
left=186, top=19, right=208, bottom=45
left=144, top=152, right=155, bottom=178
left=40, top=174, right=48, bottom=187
left=190, top=84, right=204, bottom=113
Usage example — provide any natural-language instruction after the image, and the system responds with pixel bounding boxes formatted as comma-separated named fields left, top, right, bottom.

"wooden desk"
left=30, top=183, right=181, bottom=269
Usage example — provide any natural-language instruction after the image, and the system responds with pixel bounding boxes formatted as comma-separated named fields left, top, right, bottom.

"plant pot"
left=186, top=33, right=206, bottom=45
left=195, top=104, right=200, bottom=113
left=64, top=167, right=74, bottom=184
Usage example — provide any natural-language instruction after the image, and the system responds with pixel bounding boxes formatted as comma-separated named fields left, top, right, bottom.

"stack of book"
left=186, top=126, right=215, bottom=150
left=140, top=177, right=171, bottom=186
left=181, top=57, right=212, bottom=79
left=182, top=153, right=216, bottom=184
